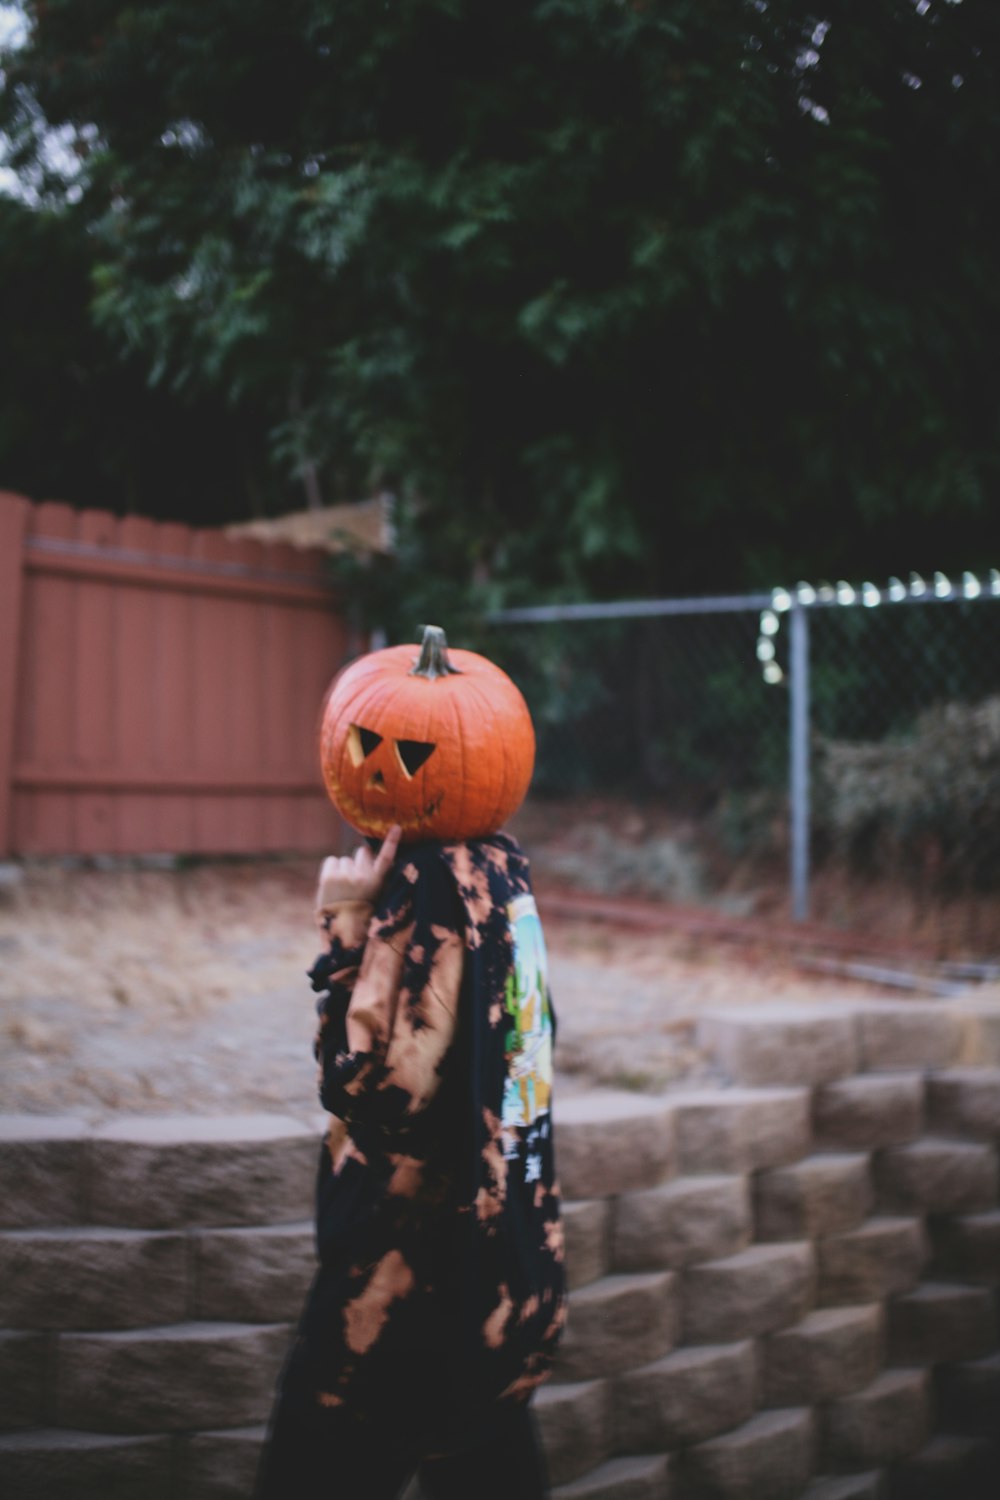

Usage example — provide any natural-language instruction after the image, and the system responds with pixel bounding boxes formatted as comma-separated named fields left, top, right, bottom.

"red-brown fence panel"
left=0, top=491, right=351, bottom=858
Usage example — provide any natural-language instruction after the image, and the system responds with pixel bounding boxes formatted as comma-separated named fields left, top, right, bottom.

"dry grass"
left=0, top=849, right=896, bottom=1120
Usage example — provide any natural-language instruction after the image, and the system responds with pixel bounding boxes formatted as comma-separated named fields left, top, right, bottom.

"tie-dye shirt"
left=302, top=832, right=566, bottom=1442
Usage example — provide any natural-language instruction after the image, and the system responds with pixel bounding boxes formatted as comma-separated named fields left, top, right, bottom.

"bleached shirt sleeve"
left=311, top=860, right=464, bottom=1148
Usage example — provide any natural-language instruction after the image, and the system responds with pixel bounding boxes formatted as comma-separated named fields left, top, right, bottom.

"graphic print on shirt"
left=501, top=892, right=554, bottom=1162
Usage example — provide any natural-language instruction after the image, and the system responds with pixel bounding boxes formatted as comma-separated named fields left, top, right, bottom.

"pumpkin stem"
left=411, top=624, right=462, bottom=680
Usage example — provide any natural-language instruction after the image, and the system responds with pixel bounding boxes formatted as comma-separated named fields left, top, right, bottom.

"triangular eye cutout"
left=395, top=739, right=436, bottom=777
left=347, top=723, right=383, bottom=766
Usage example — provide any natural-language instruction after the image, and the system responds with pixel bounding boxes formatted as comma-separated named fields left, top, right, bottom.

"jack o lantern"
left=319, top=624, right=536, bottom=843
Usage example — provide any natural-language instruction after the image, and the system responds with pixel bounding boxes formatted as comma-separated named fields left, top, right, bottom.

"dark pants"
left=254, top=1389, right=549, bottom=1500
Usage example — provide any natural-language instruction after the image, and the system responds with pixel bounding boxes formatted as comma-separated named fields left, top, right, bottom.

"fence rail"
left=0, top=492, right=350, bottom=859
left=488, top=577, right=1000, bottom=949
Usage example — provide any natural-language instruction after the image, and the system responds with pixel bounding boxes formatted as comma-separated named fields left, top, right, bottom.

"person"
left=255, top=740, right=566, bottom=1498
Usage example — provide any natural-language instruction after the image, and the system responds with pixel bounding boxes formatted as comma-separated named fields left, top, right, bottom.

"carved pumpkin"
left=320, top=624, right=536, bottom=843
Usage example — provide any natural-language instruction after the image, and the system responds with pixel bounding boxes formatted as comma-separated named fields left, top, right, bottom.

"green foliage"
left=2, top=1, right=1000, bottom=593
left=0, top=193, right=275, bottom=516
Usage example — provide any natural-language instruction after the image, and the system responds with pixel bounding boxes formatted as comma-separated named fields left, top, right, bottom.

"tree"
left=3, top=0, right=999, bottom=621
left=0, top=191, right=277, bottom=516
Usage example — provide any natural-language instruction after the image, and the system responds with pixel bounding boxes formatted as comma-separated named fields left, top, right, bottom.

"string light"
left=757, top=567, right=997, bottom=684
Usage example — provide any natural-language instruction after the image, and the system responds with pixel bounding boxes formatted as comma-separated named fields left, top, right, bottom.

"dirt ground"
left=512, top=797, right=1000, bottom=958
left=0, top=849, right=904, bottom=1124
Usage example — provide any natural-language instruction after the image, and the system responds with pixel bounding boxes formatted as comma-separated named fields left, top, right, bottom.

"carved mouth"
left=328, top=777, right=445, bottom=836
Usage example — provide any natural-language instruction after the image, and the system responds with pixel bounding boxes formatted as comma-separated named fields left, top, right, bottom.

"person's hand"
left=316, top=825, right=402, bottom=909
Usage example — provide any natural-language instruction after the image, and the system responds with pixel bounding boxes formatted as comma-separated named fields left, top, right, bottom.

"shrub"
left=815, top=695, right=1000, bottom=888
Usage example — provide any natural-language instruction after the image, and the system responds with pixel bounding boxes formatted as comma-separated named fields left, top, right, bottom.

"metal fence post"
left=789, top=600, right=811, bottom=921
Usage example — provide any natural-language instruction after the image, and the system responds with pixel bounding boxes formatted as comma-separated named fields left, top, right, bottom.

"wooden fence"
left=0, top=492, right=351, bottom=858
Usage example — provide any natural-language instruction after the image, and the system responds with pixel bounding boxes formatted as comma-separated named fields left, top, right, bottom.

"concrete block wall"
left=2, top=996, right=1000, bottom=1499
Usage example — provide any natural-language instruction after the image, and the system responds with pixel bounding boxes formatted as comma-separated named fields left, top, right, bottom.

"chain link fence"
left=484, top=581, right=1000, bottom=953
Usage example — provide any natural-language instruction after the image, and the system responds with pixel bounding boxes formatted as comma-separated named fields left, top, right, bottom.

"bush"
left=815, top=695, right=1000, bottom=889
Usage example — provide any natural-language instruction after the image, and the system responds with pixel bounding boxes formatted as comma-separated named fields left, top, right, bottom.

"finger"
left=373, top=824, right=402, bottom=880
left=317, top=857, right=350, bottom=904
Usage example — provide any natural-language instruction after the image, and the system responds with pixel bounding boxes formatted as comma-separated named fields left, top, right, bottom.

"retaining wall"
left=2, top=996, right=1000, bottom=1499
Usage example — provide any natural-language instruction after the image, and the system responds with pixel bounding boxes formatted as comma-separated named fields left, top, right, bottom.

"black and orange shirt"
left=305, top=832, right=566, bottom=1431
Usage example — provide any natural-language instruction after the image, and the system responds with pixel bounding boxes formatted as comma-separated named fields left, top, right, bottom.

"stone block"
left=615, top=1339, right=756, bottom=1451
left=674, top=1088, right=811, bottom=1175
left=0, top=1116, right=90, bottom=1227
left=554, top=1271, right=677, bottom=1382
left=87, top=1115, right=318, bottom=1228
left=552, top=1453, right=672, bottom=1500
left=926, top=1068, right=1000, bottom=1140
left=0, top=1330, right=47, bottom=1430
left=698, top=1005, right=858, bottom=1087
left=955, top=998, right=1000, bottom=1066
left=0, top=1429, right=172, bottom=1500
left=177, top=1424, right=267, bottom=1500
left=856, top=1003, right=963, bottom=1072
left=534, top=1379, right=610, bottom=1488
left=678, top=1407, right=814, bottom=1500
left=683, top=1241, right=814, bottom=1343
left=801, top=1477, right=885, bottom=1500
left=557, top=1093, right=675, bottom=1200
left=824, top=1369, right=930, bottom=1470
left=818, top=1218, right=926, bottom=1306
left=813, top=1073, right=924, bottom=1151
left=755, top=1153, right=872, bottom=1241
left=194, top=1222, right=315, bottom=1322
left=56, top=1320, right=292, bottom=1433
left=887, top=1282, right=996, bottom=1365
left=874, top=1138, right=998, bottom=1214
left=929, top=1210, right=1000, bottom=1283
left=562, top=1198, right=611, bottom=1291
left=762, top=1304, right=884, bottom=1407
left=613, top=1174, right=750, bottom=1273
left=935, top=1352, right=1000, bottom=1435
left=888, top=1434, right=998, bottom=1500
left=0, top=1226, right=188, bottom=1329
